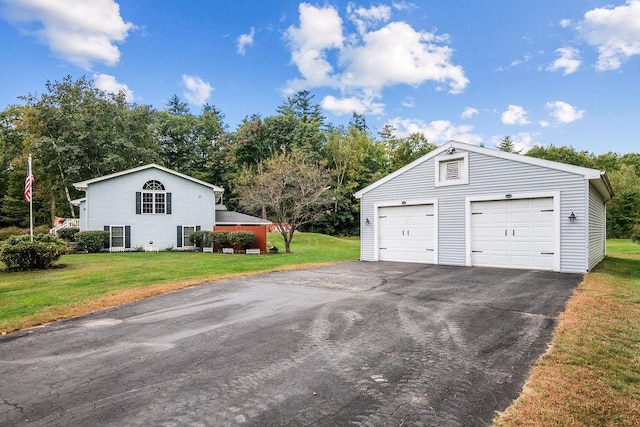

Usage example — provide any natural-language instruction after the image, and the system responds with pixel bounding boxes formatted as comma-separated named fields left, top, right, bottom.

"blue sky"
left=0, top=0, right=639, bottom=154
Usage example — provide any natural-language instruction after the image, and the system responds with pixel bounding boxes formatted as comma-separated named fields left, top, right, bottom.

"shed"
left=215, top=205, right=272, bottom=253
left=355, top=141, right=614, bottom=273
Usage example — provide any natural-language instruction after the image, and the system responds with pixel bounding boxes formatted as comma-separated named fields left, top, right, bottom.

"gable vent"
left=446, top=160, right=460, bottom=180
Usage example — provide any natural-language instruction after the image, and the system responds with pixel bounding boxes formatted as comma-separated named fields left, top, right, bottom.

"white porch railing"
left=50, top=219, right=80, bottom=235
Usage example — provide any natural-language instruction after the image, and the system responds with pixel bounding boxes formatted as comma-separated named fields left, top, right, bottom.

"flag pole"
left=29, top=155, right=33, bottom=242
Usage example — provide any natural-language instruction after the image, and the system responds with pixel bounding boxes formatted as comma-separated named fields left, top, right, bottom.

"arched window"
left=137, top=180, right=171, bottom=214
left=143, top=180, right=165, bottom=191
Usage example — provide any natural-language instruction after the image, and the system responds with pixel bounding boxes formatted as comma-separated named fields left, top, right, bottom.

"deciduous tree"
left=235, top=149, right=331, bottom=253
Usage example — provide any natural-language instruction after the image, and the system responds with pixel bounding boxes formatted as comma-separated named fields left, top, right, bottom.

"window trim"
left=110, top=225, right=125, bottom=249
left=435, top=151, right=469, bottom=187
left=137, top=180, right=171, bottom=215
left=182, top=225, right=196, bottom=248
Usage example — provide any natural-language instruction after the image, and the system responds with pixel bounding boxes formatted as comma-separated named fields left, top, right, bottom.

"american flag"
left=24, top=157, right=34, bottom=203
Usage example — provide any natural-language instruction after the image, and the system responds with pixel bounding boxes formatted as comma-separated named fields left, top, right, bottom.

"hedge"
left=57, top=227, right=80, bottom=242
left=75, top=231, right=110, bottom=253
left=632, top=223, right=640, bottom=244
left=228, top=231, right=256, bottom=250
left=189, top=230, right=215, bottom=249
left=212, top=231, right=230, bottom=250
left=0, top=234, right=69, bottom=271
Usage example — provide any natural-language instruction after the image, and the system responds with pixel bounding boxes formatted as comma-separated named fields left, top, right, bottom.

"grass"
left=494, top=239, right=640, bottom=426
left=0, top=232, right=359, bottom=333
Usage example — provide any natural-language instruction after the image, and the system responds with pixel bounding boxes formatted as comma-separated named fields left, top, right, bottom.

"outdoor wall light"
left=365, top=218, right=371, bottom=225
left=569, top=212, right=577, bottom=223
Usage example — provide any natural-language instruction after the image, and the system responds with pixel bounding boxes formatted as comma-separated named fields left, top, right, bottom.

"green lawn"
left=494, top=239, right=640, bottom=425
left=0, top=232, right=359, bottom=333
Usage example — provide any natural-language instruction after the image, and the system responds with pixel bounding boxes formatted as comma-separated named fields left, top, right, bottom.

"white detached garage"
left=355, top=141, right=614, bottom=273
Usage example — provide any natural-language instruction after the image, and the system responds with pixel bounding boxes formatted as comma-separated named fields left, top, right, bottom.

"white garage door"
left=378, top=204, right=435, bottom=263
left=470, top=198, right=554, bottom=270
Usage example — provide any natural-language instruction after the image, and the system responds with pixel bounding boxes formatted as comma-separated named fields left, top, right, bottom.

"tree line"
left=1, top=76, right=638, bottom=238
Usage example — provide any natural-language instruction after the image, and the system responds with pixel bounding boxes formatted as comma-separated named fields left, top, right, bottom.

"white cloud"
left=237, top=27, right=255, bottom=55
left=182, top=74, right=213, bottom=106
left=501, top=105, right=530, bottom=125
left=461, top=107, right=478, bottom=119
left=347, top=3, right=391, bottom=35
left=548, top=47, right=581, bottom=75
left=559, top=19, right=572, bottom=28
left=93, top=73, right=133, bottom=102
left=387, top=117, right=483, bottom=145
left=285, top=3, right=344, bottom=88
left=402, top=96, right=415, bottom=108
left=545, top=100, right=585, bottom=124
left=510, top=53, right=532, bottom=67
left=321, top=94, right=384, bottom=115
left=284, top=3, right=468, bottom=115
left=392, top=2, right=417, bottom=12
left=1, top=0, right=134, bottom=69
left=340, top=22, right=468, bottom=93
left=579, top=0, right=640, bottom=70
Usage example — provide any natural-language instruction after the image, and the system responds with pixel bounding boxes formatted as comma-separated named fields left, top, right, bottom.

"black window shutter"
left=196, top=225, right=201, bottom=231
left=176, top=225, right=182, bottom=248
left=104, top=226, right=110, bottom=249
left=125, top=226, right=131, bottom=248
left=136, top=192, right=142, bottom=214
left=166, top=192, right=172, bottom=214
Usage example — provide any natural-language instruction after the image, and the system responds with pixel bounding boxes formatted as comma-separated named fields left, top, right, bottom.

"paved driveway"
left=0, top=262, right=581, bottom=426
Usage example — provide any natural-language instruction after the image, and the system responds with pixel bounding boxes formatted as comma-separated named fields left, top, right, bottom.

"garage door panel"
left=471, top=198, right=555, bottom=270
left=378, top=204, right=435, bottom=264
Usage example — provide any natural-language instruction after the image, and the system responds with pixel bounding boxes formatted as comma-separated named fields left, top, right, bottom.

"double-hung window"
left=111, top=226, right=124, bottom=248
left=183, top=225, right=196, bottom=247
left=137, top=180, right=171, bottom=215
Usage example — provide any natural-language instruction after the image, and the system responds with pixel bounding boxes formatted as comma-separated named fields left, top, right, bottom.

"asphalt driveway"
left=0, top=262, right=581, bottom=426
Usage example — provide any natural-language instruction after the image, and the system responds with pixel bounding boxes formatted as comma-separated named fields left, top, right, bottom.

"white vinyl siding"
left=588, top=183, right=606, bottom=270
left=359, top=149, right=592, bottom=272
left=83, top=168, right=215, bottom=250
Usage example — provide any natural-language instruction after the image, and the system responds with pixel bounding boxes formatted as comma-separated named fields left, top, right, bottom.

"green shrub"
left=75, top=231, right=110, bottom=253
left=34, top=225, right=51, bottom=235
left=228, top=231, right=256, bottom=250
left=0, top=226, right=25, bottom=242
left=189, top=230, right=215, bottom=249
left=212, top=231, right=230, bottom=250
left=57, top=227, right=79, bottom=241
left=0, top=234, right=69, bottom=271
left=631, top=223, right=640, bottom=245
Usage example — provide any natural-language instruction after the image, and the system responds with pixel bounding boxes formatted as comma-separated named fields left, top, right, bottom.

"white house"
left=355, top=140, right=614, bottom=273
left=72, top=164, right=224, bottom=250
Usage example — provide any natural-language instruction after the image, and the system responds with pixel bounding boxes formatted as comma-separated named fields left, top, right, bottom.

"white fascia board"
left=355, top=141, right=455, bottom=198
left=354, top=140, right=613, bottom=200
left=73, top=163, right=225, bottom=193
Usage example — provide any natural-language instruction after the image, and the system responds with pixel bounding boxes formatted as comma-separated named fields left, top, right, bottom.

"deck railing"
left=50, top=219, right=80, bottom=235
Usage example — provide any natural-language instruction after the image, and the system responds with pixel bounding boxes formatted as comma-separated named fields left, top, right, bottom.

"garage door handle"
left=513, top=229, right=515, bottom=236
left=505, top=229, right=507, bottom=236
left=541, top=252, right=554, bottom=255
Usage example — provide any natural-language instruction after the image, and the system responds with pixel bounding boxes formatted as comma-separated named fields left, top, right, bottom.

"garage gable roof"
left=73, top=163, right=224, bottom=193
left=354, top=140, right=614, bottom=200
